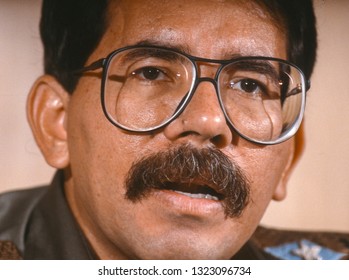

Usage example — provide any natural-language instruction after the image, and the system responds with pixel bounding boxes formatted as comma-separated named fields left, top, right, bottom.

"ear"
left=272, top=123, right=306, bottom=201
left=27, top=75, right=70, bottom=169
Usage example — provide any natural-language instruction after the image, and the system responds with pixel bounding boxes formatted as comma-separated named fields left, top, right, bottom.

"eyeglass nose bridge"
left=190, top=75, right=223, bottom=102
left=193, top=76, right=219, bottom=90
left=189, top=58, right=227, bottom=100
left=183, top=75, right=229, bottom=122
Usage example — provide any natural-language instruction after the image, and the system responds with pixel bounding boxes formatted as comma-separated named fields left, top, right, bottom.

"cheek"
left=66, top=79, right=146, bottom=211
left=236, top=140, right=292, bottom=216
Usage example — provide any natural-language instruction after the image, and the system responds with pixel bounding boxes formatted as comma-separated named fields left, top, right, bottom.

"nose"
left=163, top=81, right=233, bottom=148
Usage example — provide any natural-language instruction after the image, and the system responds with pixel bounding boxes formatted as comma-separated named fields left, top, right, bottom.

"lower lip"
left=151, top=189, right=225, bottom=217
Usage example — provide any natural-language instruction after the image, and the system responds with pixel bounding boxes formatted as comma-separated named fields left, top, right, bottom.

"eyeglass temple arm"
left=73, top=58, right=106, bottom=74
left=286, top=79, right=311, bottom=98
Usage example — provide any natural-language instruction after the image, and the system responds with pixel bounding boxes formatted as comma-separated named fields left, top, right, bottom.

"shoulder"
left=0, top=186, right=47, bottom=204
left=251, top=226, right=349, bottom=260
left=0, top=186, right=48, bottom=222
left=0, top=186, right=48, bottom=254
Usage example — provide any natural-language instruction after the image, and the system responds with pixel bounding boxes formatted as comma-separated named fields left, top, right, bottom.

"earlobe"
left=272, top=123, right=306, bottom=201
left=27, top=75, right=70, bottom=169
left=272, top=143, right=294, bottom=201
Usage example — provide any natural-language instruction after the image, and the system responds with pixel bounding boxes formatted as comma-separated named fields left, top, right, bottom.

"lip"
left=151, top=188, right=225, bottom=218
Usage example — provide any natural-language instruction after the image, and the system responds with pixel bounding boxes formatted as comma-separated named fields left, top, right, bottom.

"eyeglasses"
left=77, top=45, right=310, bottom=145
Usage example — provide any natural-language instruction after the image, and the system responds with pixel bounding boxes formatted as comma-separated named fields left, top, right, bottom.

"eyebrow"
left=231, top=60, right=280, bottom=82
left=120, top=40, right=191, bottom=65
left=123, top=47, right=183, bottom=62
left=133, top=39, right=192, bottom=55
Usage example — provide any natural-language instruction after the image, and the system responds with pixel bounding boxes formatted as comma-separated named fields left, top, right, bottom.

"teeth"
left=174, top=190, right=219, bottom=201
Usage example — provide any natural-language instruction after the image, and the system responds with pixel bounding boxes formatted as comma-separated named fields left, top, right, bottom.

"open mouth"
left=161, top=182, right=225, bottom=201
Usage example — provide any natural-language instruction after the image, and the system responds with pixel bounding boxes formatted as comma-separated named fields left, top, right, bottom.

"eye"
left=230, top=79, right=264, bottom=95
left=131, top=66, right=167, bottom=81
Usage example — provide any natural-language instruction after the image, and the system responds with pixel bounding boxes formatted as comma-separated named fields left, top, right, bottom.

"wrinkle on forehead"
left=101, top=0, right=286, bottom=59
left=113, top=0, right=279, bottom=25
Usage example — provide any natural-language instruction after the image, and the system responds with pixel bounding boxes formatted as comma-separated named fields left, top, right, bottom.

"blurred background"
left=0, top=0, right=348, bottom=232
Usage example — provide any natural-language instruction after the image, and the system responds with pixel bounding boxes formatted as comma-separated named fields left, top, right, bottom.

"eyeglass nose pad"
left=191, top=77, right=227, bottom=115
left=173, top=77, right=222, bottom=116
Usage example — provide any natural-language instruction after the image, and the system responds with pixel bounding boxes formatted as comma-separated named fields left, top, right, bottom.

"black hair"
left=40, top=0, right=109, bottom=93
left=40, top=0, right=317, bottom=93
left=254, top=0, right=317, bottom=80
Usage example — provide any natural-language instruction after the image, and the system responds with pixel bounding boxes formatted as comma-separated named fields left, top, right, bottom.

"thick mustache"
left=125, top=145, right=250, bottom=218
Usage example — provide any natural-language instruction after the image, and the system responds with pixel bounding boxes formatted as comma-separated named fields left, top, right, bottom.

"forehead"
left=90, top=0, right=286, bottom=61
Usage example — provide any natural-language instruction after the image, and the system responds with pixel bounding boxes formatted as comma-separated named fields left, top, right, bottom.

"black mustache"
left=125, top=145, right=250, bottom=218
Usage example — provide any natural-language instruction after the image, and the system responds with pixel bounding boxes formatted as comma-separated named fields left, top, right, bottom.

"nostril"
left=164, top=117, right=233, bottom=148
left=211, top=134, right=228, bottom=148
left=179, top=131, right=200, bottom=138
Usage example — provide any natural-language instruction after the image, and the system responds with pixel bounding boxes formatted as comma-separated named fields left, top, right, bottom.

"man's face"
left=64, top=0, right=293, bottom=259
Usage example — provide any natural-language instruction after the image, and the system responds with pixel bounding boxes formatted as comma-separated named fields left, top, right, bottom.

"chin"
left=133, top=234, right=237, bottom=260
left=143, top=246, right=234, bottom=260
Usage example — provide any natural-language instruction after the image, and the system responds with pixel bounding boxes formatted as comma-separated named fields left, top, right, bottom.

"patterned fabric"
left=0, top=241, right=22, bottom=260
left=250, top=226, right=349, bottom=260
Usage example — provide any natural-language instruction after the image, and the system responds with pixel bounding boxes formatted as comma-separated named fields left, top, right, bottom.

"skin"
left=28, top=0, right=297, bottom=259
